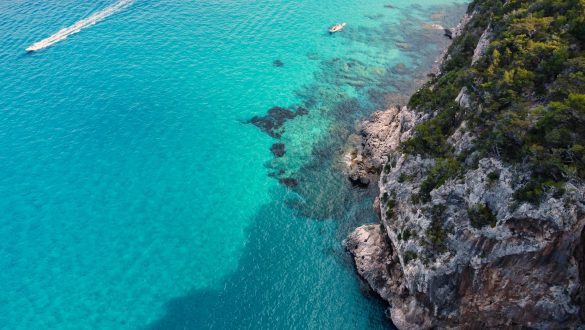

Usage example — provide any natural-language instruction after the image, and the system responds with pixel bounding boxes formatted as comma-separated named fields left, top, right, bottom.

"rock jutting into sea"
left=343, top=106, right=426, bottom=188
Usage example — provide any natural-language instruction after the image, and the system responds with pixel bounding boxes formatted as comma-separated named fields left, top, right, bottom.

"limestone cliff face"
left=345, top=6, right=585, bottom=329
left=347, top=105, right=585, bottom=328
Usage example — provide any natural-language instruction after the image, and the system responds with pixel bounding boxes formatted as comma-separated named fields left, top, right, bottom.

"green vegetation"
left=402, top=0, right=585, bottom=205
left=398, top=172, right=417, bottom=183
left=402, top=102, right=461, bottom=157
left=383, top=164, right=392, bottom=174
left=513, top=177, right=566, bottom=204
left=424, top=205, right=449, bottom=253
left=385, top=199, right=396, bottom=219
left=400, top=228, right=416, bottom=241
left=486, top=171, right=500, bottom=188
left=417, top=158, right=461, bottom=203
left=403, top=251, right=418, bottom=265
left=487, top=171, right=500, bottom=182
left=468, top=203, right=498, bottom=228
left=381, top=192, right=389, bottom=203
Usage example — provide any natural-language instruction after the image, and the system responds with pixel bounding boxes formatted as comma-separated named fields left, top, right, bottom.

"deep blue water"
left=0, top=0, right=465, bottom=328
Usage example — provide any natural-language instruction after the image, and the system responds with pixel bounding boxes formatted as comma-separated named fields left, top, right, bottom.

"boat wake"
left=25, top=0, right=133, bottom=52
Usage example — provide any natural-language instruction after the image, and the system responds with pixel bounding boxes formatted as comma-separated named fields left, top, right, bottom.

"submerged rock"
left=443, top=28, right=453, bottom=39
left=349, top=175, right=370, bottom=188
left=306, top=52, right=320, bottom=61
left=431, top=12, right=446, bottom=20
left=391, top=63, right=409, bottom=75
left=270, top=143, right=286, bottom=157
left=279, top=177, right=298, bottom=188
left=423, top=23, right=445, bottom=30
left=366, top=13, right=384, bottom=20
left=247, top=106, right=308, bottom=138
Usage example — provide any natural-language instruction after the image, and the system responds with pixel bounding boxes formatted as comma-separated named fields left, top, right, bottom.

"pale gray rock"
left=455, top=87, right=470, bottom=109
left=472, top=26, right=492, bottom=65
left=344, top=224, right=404, bottom=302
left=447, top=120, right=475, bottom=155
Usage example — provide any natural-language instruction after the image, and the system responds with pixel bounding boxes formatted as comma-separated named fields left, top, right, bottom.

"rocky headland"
left=345, top=0, right=585, bottom=328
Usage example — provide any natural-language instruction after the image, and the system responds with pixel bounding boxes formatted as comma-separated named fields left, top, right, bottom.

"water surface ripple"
left=0, top=0, right=466, bottom=328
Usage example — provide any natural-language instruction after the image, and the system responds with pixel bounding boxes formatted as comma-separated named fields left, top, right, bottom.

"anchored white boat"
left=329, top=23, right=346, bottom=33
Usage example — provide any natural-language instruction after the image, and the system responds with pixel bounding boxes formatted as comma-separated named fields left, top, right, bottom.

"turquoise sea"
left=0, top=0, right=466, bottom=328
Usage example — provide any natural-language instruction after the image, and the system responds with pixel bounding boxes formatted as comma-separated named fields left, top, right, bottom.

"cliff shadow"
left=145, top=191, right=394, bottom=330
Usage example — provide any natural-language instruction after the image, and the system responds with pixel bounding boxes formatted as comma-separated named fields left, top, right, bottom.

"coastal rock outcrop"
left=344, top=106, right=426, bottom=187
left=345, top=224, right=403, bottom=303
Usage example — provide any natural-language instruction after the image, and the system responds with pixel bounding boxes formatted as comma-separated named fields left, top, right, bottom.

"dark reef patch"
left=366, top=13, right=385, bottom=20
left=279, top=177, right=298, bottom=188
left=265, top=2, right=466, bottom=210
left=391, top=63, right=410, bottom=75
left=267, top=168, right=286, bottom=178
left=247, top=106, right=308, bottom=139
left=270, top=143, right=286, bottom=157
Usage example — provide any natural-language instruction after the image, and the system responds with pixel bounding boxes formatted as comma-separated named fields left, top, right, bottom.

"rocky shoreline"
left=342, top=10, right=471, bottom=189
left=344, top=5, right=585, bottom=329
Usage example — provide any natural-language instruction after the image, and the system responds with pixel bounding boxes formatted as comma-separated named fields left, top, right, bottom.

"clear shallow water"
left=0, top=1, right=465, bottom=329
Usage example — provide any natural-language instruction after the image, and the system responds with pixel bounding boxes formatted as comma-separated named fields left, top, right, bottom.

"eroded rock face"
left=392, top=155, right=584, bottom=328
left=345, top=224, right=405, bottom=302
left=345, top=102, right=585, bottom=328
left=349, top=149, right=585, bottom=328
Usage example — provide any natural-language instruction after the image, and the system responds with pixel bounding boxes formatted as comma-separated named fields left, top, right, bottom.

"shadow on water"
left=147, top=185, right=392, bottom=330
left=147, top=3, right=467, bottom=329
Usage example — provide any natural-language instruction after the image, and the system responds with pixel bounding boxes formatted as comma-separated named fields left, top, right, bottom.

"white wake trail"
left=25, top=0, right=133, bottom=52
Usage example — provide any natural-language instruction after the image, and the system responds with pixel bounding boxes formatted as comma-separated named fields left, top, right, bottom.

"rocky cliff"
left=345, top=0, right=585, bottom=328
